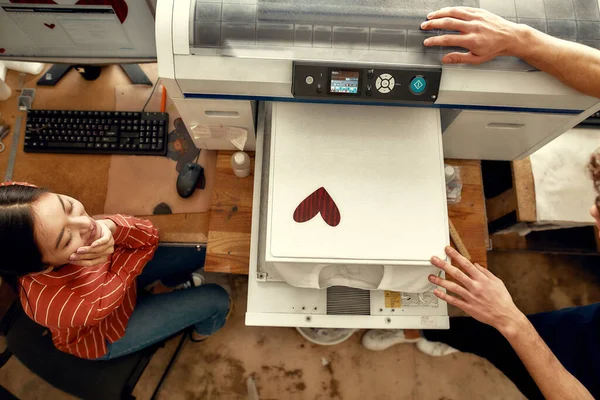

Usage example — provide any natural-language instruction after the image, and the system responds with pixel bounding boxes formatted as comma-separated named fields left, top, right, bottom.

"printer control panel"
left=292, top=62, right=441, bottom=104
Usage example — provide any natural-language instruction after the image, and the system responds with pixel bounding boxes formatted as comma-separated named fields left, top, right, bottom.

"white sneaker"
left=361, top=329, right=422, bottom=351
left=175, top=272, right=205, bottom=290
left=416, top=339, right=459, bottom=357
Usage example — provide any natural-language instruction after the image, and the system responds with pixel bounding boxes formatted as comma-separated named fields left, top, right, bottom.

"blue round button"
left=410, top=76, right=427, bottom=94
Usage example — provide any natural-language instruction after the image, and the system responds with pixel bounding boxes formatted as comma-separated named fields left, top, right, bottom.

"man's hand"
left=430, top=247, right=595, bottom=400
left=429, top=246, right=526, bottom=336
left=69, top=219, right=117, bottom=267
left=421, top=7, right=525, bottom=64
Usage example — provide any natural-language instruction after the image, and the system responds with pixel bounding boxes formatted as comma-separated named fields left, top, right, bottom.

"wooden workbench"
left=205, top=156, right=489, bottom=274
left=0, top=65, right=209, bottom=243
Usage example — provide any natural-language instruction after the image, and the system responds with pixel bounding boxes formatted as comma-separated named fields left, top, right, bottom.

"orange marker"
left=160, top=86, right=167, bottom=113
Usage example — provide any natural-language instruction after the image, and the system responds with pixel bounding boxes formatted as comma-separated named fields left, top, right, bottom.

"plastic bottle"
left=0, top=61, right=44, bottom=101
left=231, top=151, right=251, bottom=178
left=444, top=165, right=456, bottom=184
left=0, top=63, right=11, bottom=101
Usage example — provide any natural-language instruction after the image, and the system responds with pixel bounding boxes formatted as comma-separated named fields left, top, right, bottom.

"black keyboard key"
left=101, top=137, right=118, bottom=143
left=122, top=131, right=139, bottom=138
left=106, top=126, right=119, bottom=137
left=48, top=142, right=87, bottom=149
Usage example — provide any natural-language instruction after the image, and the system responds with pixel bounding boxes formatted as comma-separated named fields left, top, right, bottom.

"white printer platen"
left=246, top=102, right=450, bottom=330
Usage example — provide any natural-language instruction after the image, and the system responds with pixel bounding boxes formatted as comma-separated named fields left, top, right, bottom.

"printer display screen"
left=329, top=70, right=360, bottom=94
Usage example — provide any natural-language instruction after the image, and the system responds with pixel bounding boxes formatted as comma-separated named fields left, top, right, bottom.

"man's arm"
left=502, top=315, right=593, bottom=400
left=421, top=7, right=600, bottom=98
left=430, top=246, right=593, bottom=400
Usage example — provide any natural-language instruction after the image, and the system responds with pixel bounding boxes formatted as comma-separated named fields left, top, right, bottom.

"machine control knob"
left=376, top=73, right=394, bottom=94
left=410, top=76, right=427, bottom=95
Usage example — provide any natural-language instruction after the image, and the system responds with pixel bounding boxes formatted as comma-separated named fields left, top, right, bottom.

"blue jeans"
left=423, top=303, right=600, bottom=399
left=96, top=247, right=230, bottom=360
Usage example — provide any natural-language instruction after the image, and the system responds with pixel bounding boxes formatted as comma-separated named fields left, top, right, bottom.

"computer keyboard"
left=24, top=110, right=169, bottom=155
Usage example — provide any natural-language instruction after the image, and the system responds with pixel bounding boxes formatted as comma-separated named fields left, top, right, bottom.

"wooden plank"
left=0, top=65, right=209, bottom=243
left=489, top=233, right=529, bottom=251
left=205, top=151, right=255, bottom=274
left=446, top=159, right=489, bottom=268
left=492, top=227, right=600, bottom=255
left=512, top=157, right=537, bottom=222
left=146, top=213, right=209, bottom=243
left=486, top=188, right=517, bottom=223
left=205, top=231, right=252, bottom=274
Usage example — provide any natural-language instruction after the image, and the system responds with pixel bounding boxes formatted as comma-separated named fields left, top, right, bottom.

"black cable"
left=142, top=77, right=160, bottom=112
left=193, top=149, right=201, bottom=165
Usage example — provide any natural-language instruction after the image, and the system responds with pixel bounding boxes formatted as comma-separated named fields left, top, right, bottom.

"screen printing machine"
left=156, top=0, right=600, bottom=331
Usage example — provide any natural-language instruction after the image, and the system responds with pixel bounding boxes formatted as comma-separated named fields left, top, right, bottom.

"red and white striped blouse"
left=18, top=214, right=159, bottom=359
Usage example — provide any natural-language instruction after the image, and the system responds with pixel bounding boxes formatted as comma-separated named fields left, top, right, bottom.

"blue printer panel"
left=292, top=62, right=441, bottom=104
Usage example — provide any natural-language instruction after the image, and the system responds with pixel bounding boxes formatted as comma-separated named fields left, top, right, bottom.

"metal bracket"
left=17, top=88, right=35, bottom=111
left=257, top=272, right=268, bottom=282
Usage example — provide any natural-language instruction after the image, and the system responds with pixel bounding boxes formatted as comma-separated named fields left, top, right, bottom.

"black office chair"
left=0, top=301, right=188, bottom=400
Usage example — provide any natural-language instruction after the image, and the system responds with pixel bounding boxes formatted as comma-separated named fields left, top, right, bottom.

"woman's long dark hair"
left=0, top=184, right=49, bottom=291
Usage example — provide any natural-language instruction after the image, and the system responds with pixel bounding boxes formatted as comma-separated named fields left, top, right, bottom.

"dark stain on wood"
left=226, top=205, right=238, bottom=221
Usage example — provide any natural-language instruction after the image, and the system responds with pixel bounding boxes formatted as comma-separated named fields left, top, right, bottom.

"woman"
left=0, top=182, right=230, bottom=360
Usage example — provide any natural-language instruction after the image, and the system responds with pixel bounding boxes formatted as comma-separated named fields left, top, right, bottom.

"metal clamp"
left=17, top=88, right=36, bottom=111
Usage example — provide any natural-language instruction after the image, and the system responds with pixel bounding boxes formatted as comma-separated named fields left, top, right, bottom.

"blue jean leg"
left=137, top=246, right=204, bottom=288
left=97, top=284, right=230, bottom=360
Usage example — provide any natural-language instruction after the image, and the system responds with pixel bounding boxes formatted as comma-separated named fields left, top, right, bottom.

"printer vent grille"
left=326, top=286, right=370, bottom=316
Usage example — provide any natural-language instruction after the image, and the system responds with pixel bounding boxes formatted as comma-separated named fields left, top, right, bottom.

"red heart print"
left=0, top=48, right=5, bottom=54
left=44, top=23, right=56, bottom=29
left=293, top=187, right=341, bottom=227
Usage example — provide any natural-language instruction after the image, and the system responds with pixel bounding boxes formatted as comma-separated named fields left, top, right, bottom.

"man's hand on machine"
left=429, top=247, right=527, bottom=337
left=420, top=7, right=525, bottom=65
left=69, top=219, right=117, bottom=267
